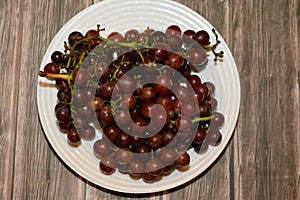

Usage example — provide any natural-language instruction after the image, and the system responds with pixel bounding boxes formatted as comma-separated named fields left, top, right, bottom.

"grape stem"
left=110, top=67, right=121, bottom=81
left=110, top=97, right=121, bottom=112
left=192, top=115, right=215, bottom=123
left=38, top=71, right=70, bottom=80
left=170, top=114, right=214, bottom=124
left=203, top=29, right=224, bottom=62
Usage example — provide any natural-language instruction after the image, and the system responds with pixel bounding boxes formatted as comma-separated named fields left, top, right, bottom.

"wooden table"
left=1, top=0, right=299, bottom=199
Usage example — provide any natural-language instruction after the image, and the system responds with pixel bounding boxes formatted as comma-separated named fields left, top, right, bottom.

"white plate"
left=37, top=0, right=240, bottom=194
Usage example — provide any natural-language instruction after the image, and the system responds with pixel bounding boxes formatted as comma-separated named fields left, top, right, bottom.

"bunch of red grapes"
left=39, top=24, right=224, bottom=183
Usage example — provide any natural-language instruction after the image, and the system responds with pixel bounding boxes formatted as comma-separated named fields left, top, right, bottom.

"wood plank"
left=10, top=0, right=92, bottom=199
left=0, top=0, right=23, bottom=199
left=229, top=0, right=300, bottom=199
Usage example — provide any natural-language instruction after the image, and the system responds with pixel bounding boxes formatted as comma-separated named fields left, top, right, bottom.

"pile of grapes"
left=39, top=24, right=225, bottom=183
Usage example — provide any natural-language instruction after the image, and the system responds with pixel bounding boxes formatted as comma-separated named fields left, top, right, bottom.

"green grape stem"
left=110, top=67, right=121, bottom=81
left=110, top=97, right=121, bottom=112
left=192, top=115, right=215, bottom=123
left=169, top=114, right=214, bottom=124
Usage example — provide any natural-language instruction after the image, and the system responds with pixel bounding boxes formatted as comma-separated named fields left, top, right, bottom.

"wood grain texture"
left=228, top=0, right=300, bottom=199
left=0, top=0, right=299, bottom=199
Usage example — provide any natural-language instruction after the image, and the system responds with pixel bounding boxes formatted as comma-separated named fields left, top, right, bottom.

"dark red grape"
left=165, top=25, right=181, bottom=36
left=139, top=86, right=156, bottom=102
left=209, top=112, right=225, bottom=129
left=188, top=47, right=207, bottom=67
left=176, top=116, right=192, bottom=132
left=151, top=105, right=169, bottom=127
left=93, top=139, right=112, bottom=159
left=182, top=29, right=195, bottom=45
left=136, top=32, right=148, bottom=44
left=54, top=102, right=66, bottom=112
left=77, top=105, right=93, bottom=119
left=100, top=81, right=115, bottom=99
left=148, top=134, right=163, bottom=149
left=187, top=74, right=202, bottom=88
left=118, top=75, right=137, bottom=93
left=167, top=110, right=175, bottom=119
left=146, top=158, right=163, bottom=176
left=150, top=31, right=166, bottom=44
left=135, top=145, right=151, bottom=162
left=141, top=101, right=154, bottom=118
left=193, top=141, right=209, bottom=154
left=58, top=122, right=70, bottom=132
left=129, top=160, right=145, bottom=175
left=175, top=152, right=190, bottom=167
left=57, top=89, right=71, bottom=103
left=97, top=105, right=113, bottom=124
left=95, top=62, right=111, bottom=81
left=194, top=92, right=204, bottom=104
left=178, top=63, right=192, bottom=77
left=72, top=68, right=89, bottom=86
left=85, top=29, right=99, bottom=38
left=193, top=84, right=209, bottom=99
left=78, top=125, right=96, bottom=141
left=205, top=97, right=217, bottom=111
left=172, top=99, right=181, bottom=114
left=44, top=62, right=60, bottom=74
left=56, top=107, right=70, bottom=123
left=155, top=96, right=173, bottom=111
left=73, top=116, right=88, bottom=129
left=165, top=53, right=185, bottom=70
left=151, top=43, right=169, bottom=62
left=51, top=51, right=64, bottom=64
left=116, top=132, right=130, bottom=148
left=116, top=148, right=133, bottom=165
left=199, top=104, right=212, bottom=117
left=120, top=94, right=136, bottom=110
left=103, top=124, right=121, bottom=143
left=129, top=135, right=145, bottom=148
left=166, top=34, right=183, bottom=51
left=181, top=101, right=198, bottom=117
left=72, top=89, right=87, bottom=106
left=88, top=97, right=104, bottom=112
left=67, top=129, right=81, bottom=147
left=160, top=149, right=176, bottom=165
left=207, top=129, right=222, bottom=146
left=177, top=142, right=190, bottom=152
left=177, top=130, right=193, bottom=142
left=113, top=109, right=131, bottom=125
left=100, top=156, right=116, bottom=175
left=143, top=27, right=155, bottom=35
left=154, top=74, right=173, bottom=96
left=162, top=130, right=176, bottom=145
left=55, top=79, right=68, bottom=90
left=118, top=163, right=129, bottom=174
left=193, top=30, right=210, bottom=46
left=68, top=31, right=84, bottom=46
left=203, top=81, right=215, bottom=95
left=174, top=86, right=190, bottom=102
left=163, top=165, right=174, bottom=175
left=129, top=117, right=147, bottom=137
left=107, top=32, right=124, bottom=42
left=193, top=129, right=207, bottom=144
left=125, top=29, right=139, bottom=42
left=142, top=173, right=157, bottom=183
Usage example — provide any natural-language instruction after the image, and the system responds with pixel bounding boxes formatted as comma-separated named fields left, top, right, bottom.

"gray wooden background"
left=0, top=0, right=299, bottom=199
